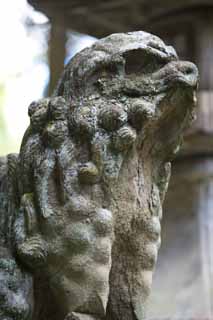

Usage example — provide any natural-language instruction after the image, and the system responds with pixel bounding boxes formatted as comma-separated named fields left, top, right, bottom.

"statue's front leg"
left=16, top=150, right=114, bottom=320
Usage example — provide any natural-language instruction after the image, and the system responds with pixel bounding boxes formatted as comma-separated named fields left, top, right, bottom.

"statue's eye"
left=124, top=50, right=165, bottom=75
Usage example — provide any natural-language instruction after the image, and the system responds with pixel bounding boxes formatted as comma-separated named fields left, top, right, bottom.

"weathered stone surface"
left=0, top=31, right=198, bottom=320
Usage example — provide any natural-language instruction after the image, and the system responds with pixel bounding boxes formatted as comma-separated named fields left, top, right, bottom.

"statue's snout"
left=153, top=60, right=199, bottom=90
left=173, top=61, right=199, bottom=89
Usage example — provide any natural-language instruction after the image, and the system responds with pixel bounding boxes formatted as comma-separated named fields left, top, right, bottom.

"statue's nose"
left=174, top=61, right=199, bottom=89
left=152, top=60, right=199, bottom=90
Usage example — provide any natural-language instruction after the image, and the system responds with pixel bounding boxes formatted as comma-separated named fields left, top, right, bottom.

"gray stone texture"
left=0, top=31, right=198, bottom=320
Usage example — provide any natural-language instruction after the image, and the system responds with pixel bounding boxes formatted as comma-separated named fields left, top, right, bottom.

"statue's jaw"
left=131, top=60, right=198, bottom=160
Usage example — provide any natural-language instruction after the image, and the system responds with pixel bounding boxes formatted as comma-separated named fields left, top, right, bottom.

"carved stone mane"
left=0, top=31, right=198, bottom=320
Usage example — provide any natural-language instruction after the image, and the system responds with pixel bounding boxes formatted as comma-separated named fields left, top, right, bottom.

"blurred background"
left=0, top=0, right=212, bottom=318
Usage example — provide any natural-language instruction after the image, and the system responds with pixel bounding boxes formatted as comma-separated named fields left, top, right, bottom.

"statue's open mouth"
left=120, top=60, right=199, bottom=99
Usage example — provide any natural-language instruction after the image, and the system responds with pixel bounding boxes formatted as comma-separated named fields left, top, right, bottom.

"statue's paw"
left=17, top=236, right=47, bottom=268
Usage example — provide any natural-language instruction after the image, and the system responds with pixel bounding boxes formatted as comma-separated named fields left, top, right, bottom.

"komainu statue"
left=0, top=31, right=198, bottom=320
